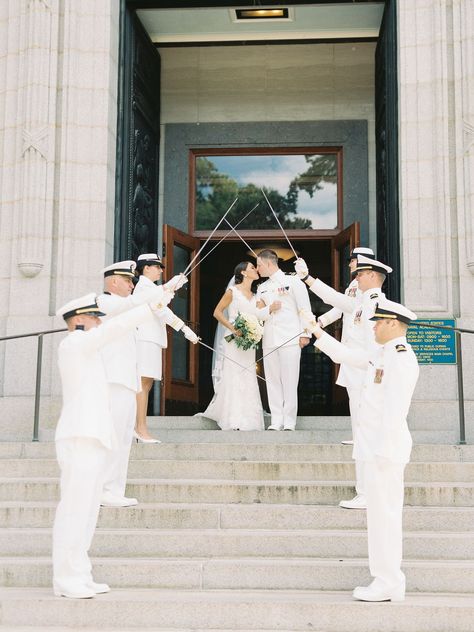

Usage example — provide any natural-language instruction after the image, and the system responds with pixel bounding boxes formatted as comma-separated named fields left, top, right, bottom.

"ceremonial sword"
left=183, top=197, right=239, bottom=276
left=198, top=339, right=267, bottom=383
left=261, top=188, right=299, bottom=260
left=185, top=203, right=260, bottom=276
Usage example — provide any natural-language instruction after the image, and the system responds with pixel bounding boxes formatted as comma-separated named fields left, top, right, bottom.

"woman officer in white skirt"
left=134, top=253, right=199, bottom=443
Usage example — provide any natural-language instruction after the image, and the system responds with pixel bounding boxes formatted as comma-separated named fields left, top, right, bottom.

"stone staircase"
left=0, top=416, right=473, bottom=631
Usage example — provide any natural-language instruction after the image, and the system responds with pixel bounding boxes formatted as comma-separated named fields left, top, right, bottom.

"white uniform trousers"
left=347, top=385, right=365, bottom=496
left=263, top=345, right=301, bottom=430
left=52, top=437, right=108, bottom=593
left=364, top=457, right=406, bottom=590
left=102, top=384, right=137, bottom=498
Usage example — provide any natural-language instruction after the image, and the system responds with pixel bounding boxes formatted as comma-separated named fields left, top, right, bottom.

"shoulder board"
left=103, top=291, right=111, bottom=295
left=396, top=344, right=407, bottom=353
left=288, top=272, right=297, bottom=276
left=370, top=293, right=379, bottom=300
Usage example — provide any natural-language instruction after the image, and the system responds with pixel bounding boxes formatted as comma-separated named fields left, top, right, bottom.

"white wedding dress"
left=199, top=285, right=267, bottom=431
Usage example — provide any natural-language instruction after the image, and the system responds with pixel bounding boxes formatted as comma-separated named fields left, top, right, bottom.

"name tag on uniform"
left=374, top=368, right=384, bottom=384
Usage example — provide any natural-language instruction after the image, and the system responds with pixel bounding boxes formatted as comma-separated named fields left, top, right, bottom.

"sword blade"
left=184, top=197, right=239, bottom=276
left=223, top=218, right=259, bottom=258
left=261, top=188, right=298, bottom=259
left=239, top=330, right=308, bottom=375
left=186, top=203, right=260, bottom=276
left=198, top=339, right=266, bottom=383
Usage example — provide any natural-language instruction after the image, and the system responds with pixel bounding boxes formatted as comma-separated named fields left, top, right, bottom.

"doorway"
left=198, top=238, right=347, bottom=416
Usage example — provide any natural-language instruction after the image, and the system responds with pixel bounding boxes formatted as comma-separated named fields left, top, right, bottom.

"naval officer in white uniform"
left=97, top=261, right=187, bottom=507
left=316, top=246, right=374, bottom=445
left=302, top=299, right=419, bottom=602
left=256, top=249, right=311, bottom=431
left=295, top=254, right=392, bottom=509
left=53, top=291, right=172, bottom=599
left=134, top=253, right=199, bottom=443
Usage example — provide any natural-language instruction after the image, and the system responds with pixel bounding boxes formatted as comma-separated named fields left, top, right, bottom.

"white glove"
left=164, top=273, right=188, bottom=292
left=149, top=289, right=174, bottom=313
left=181, top=325, right=199, bottom=344
left=294, top=258, right=309, bottom=279
left=299, top=308, right=320, bottom=335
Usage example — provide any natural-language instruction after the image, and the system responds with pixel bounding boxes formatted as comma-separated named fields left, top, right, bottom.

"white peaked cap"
left=370, top=298, right=417, bottom=324
left=102, top=261, right=136, bottom=277
left=351, top=246, right=374, bottom=258
left=355, top=254, right=393, bottom=275
left=56, top=293, right=105, bottom=320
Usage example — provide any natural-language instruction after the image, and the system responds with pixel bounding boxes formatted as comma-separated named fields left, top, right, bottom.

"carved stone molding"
left=452, top=0, right=474, bottom=275
left=17, top=0, right=56, bottom=278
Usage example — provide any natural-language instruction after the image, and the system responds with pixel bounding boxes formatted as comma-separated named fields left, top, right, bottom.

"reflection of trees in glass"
left=291, top=155, right=337, bottom=197
left=196, top=155, right=337, bottom=230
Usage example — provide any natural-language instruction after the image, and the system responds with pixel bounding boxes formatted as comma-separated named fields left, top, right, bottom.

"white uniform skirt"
left=137, top=340, right=163, bottom=380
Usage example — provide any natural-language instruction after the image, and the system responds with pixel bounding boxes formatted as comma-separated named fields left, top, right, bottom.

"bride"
left=198, top=261, right=281, bottom=431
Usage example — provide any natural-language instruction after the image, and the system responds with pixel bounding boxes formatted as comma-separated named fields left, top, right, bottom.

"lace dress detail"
left=199, top=286, right=265, bottom=431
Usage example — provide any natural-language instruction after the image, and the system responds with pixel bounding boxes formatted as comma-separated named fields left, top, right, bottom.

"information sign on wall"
left=407, top=319, right=456, bottom=365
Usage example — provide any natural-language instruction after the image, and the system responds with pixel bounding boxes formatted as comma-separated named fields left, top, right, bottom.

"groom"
left=256, top=250, right=311, bottom=430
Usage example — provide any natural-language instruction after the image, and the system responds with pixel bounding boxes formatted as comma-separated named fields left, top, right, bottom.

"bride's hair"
left=234, top=261, right=251, bottom=285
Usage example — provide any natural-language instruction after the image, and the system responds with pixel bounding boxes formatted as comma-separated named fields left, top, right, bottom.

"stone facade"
left=0, top=0, right=120, bottom=435
left=398, top=0, right=474, bottom=440
left=0, top=0, right=472, bottom=442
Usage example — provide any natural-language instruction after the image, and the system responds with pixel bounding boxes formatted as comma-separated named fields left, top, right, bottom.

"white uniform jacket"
left=318, top=279, right=361, bottom=345
left=256, top=270, right=311, bottom=350
left=309, top=278, right=384, bottom=388
left=55, top=305, right=154, bottom=450
left=316, top=333, right=419, bottom=464
left=97, top=291, right=157, bottom=392
left=134, top=275, right=182, bottom=347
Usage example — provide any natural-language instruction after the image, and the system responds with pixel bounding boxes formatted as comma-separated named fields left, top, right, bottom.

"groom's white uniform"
left=257, top=270, right=311, bottom=430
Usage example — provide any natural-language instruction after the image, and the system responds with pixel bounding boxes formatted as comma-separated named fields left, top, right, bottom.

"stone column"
left=17, top=0, right=59, bottom=279
left=452, top=0, right=474, bottom=438
left=398, top=0, right=474, bottom=441
left=398, top=0, right=454, bottom=315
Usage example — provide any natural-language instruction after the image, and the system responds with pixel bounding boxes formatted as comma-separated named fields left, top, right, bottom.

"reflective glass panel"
left=195, top=153, right=338, bottom=230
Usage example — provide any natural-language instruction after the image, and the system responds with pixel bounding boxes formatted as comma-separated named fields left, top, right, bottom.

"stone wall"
left=398, top=0, right=474, bottom=441
left=158, top=42, right=377, bottom=246
left=0, top=0, right=119, bottom=438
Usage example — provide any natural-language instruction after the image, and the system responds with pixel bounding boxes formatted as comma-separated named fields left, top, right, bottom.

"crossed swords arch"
left=175, top=190, right=307, bottom=382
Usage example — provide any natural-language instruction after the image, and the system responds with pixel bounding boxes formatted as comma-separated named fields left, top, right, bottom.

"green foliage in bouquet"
left=224, top=312, right=264, bottom=351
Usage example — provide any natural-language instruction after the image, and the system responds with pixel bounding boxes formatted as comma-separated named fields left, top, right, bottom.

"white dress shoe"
left=54, top=586, right=95, bottom=599
left=341, top=439, right=353, bottom=445
left=353, top=582, right=405, bottom=602
left=267, top=426, right=281, bottom=431
left=87, top=581, right=110, bottom=594
left=283, top=426, right=295, bottom=431
left=100, top=492, right=138, bottom=507
left=339, top=494, right=367, bottom=509
left=133, top=430, right=161, bottom=444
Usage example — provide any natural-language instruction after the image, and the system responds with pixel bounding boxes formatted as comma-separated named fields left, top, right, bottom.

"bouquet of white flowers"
left=225, top=312, right=264, bottom=351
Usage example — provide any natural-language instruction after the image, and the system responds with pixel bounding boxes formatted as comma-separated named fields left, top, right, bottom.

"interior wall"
left=158, top=42, right=377, bottom=247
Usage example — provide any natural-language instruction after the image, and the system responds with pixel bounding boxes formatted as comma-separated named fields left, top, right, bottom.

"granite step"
left=2, top=502, right=473, bottom=531
left=0, top=442, right=472, bottom=462
left=1, top=478, right=473, bottom=506
left=2, top=557, right=474, bottom=593
left=37, top=428, right=461, bottom=444
left=1, top=527, right=472, bottom=560
left=0, top=588, right=473, bottom=631
left=0, top=458, right=473, bottom=482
